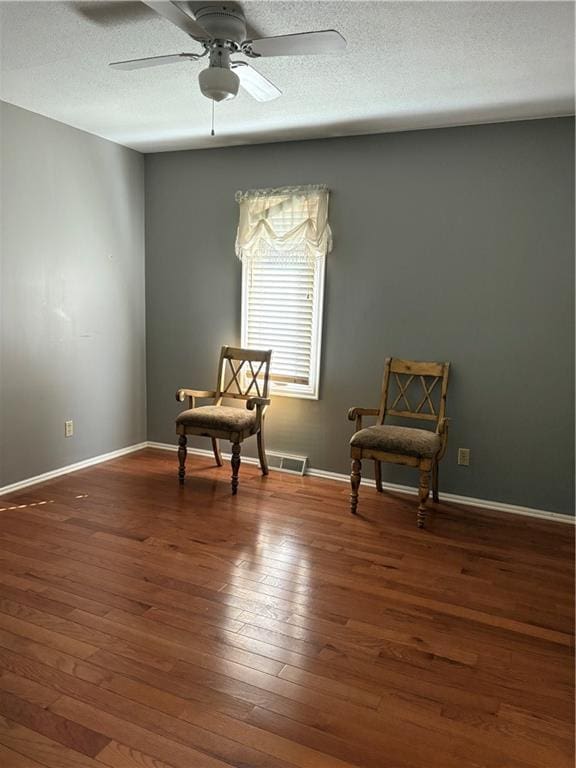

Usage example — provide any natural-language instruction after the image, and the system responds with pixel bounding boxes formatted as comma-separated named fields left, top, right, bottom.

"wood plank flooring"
left=0, top=447, right=573, bottom=767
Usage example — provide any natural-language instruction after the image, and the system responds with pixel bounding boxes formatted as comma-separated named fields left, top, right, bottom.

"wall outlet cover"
left=458, top=447, right=470, bottom=466
left=65, top=420, right=74, bottom=438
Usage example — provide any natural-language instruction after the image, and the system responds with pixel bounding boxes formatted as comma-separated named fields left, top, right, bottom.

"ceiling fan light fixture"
left=198, top=66, right=239, bottom=102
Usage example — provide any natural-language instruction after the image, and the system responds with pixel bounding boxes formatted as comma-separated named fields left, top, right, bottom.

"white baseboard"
left=1, top=440, right=572, bottom=525
left=0, top=442, right=148, bottom=496
left=147, top=441, right=574, bottom=524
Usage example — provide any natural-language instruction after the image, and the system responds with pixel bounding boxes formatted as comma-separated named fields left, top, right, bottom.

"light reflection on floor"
left=0, top=499, right=54, bottom=511
left=228, top=515, right=312, bottom=626
left=0, top=492, right=89, bottom=512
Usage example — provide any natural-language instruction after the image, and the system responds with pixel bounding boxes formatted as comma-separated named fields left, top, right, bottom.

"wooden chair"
left=175, top=346, right=272, bottom=495
left=348, top=358, right=450, bottom=528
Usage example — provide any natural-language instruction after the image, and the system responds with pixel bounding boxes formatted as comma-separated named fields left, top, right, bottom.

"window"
left=236, top=185, right=332, bottom=399
left=241, top=255, right=325, bottom=399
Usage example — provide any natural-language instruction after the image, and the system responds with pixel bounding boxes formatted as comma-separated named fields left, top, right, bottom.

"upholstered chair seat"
left=176, top=406, right=257, bottom=433
left=350, top=425, right=441, bottom=458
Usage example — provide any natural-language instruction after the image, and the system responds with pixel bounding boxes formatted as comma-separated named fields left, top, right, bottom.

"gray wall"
left=145, top=117, right=574, bottom=515
left=0, top=102, right=146, bottom=487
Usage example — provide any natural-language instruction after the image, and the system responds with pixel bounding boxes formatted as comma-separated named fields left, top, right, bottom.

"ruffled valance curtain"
left=235, top=184, right=332, bottom=264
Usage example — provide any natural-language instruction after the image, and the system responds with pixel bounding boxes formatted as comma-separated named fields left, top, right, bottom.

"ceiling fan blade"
left=248, top=30, right=346, bottom=58
left=72, top=2, right=151, bottom=26
left=141, top=1, right=210, bottom=39
left=110, top=53, right=200, bottom=70
left=231, top=62, right=281, bottom=102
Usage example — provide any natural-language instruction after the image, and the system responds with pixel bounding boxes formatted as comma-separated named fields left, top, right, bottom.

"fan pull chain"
left=211, top=99, right=215, bottom=137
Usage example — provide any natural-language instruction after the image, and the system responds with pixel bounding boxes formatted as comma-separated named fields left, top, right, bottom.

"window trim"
left=241, top=256, right=325, bottom=400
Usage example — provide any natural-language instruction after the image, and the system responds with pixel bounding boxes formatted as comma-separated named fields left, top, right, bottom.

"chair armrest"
left=246, top=397, right=271, bottom=410
left=436, top=417, right=450, bottom=459
left=347, top=407, right=379, bottom=432
left=175, top=388, right=217, bottom=408
left=246, top=397, right=270, bottom=430
left=437, top=417, right=450, bottom=434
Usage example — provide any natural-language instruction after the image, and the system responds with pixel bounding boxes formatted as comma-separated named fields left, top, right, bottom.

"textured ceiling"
left=0, top=1, right=574, bottom=152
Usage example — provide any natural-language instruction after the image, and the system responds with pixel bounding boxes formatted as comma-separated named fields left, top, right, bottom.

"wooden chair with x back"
left=347, top=357, right=450, bottom=528
left=175, top=346, right=272, bottom=495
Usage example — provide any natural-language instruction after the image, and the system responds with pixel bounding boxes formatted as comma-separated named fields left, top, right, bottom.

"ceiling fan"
left=109, top=1, right=347, bottom=103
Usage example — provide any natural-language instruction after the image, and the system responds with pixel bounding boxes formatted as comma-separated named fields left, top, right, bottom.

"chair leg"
left=432, top=461, right=439, bottom=503
left=417, top=469, right=431, bottom=529
left=257, top=427, right=269, bottom=476
left=231, top=442, right=241, bottom=495
left=350, top=459, right=362, bottom=515
left=177, top=434, right=187, bottom=485
left=211, top=438, right=223, bottom=467
left=374, top=460, right=383, bottom=493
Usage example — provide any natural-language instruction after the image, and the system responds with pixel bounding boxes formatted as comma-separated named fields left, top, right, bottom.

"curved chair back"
left=215, top=346, right=272, bottom=405
left=377, top=358, right=450, bottom=428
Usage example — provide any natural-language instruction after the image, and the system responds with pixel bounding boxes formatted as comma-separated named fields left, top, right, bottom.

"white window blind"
left=236, top=185, right=331, bottom=399
left=241, top=256, right=325, bottom=398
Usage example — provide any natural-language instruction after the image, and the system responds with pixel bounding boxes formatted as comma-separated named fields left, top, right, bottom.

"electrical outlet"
left=65, top=420, right=74, bottom=438
left=457, top=448, right=470, bottom=466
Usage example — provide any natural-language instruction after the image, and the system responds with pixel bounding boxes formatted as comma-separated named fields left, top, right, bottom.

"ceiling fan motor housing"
left=194, top=4, right=247, bottom=44
left=195, top=5, right=245, bottom=102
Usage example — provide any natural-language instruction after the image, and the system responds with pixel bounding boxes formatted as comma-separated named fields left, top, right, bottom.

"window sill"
left=270, top=387, right=319, bottom=401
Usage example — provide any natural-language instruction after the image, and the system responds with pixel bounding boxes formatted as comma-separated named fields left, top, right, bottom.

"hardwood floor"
left=0, top=447, right=573, bottom=768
